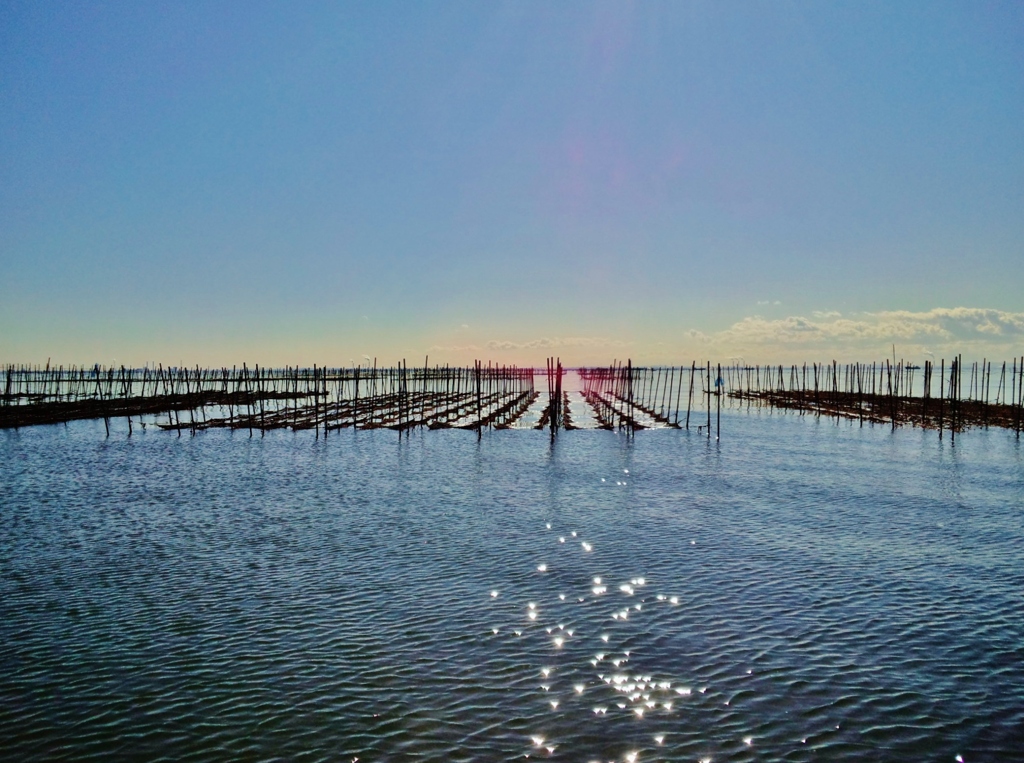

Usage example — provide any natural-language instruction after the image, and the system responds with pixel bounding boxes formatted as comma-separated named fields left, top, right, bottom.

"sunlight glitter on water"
left=2, top=413, right=1022, bottom=760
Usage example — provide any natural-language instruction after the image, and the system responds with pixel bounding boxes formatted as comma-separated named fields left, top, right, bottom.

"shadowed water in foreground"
left=2, top=411, right=1022, bottom=762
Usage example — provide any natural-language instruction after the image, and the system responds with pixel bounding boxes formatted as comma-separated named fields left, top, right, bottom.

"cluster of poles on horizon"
left=2, top=355, right=1023, bottom=441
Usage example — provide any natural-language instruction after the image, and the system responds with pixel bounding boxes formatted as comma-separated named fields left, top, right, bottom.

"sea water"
left=1, top=410, right=1022, bottom=761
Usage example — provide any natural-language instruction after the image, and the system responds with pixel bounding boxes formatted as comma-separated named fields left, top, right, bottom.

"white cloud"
left=871, top=307, right=1024, bottom=337
left=707, top=307, right=1024, bottom=359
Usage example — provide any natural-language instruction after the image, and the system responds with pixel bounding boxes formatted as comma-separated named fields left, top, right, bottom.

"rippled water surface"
left=2, top=412, right=1023, bottom=762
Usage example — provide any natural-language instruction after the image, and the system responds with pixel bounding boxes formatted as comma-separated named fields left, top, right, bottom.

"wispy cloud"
left=486, top=336, right=629, bottom=352
left=427, top=344, right=481, bottom=353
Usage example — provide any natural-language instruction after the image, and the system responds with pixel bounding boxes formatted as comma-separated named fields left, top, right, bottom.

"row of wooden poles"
left=3, top=356, right=1022, bottom=439
left=580, top=360, right=721, bottom=437
left=0, top=362, right=539, bottom=438
left=725, top=356, right=1024, bottom=442
left=581, top=356, right=1024, bottom=440
left=0, top=358, right=747, bottom=440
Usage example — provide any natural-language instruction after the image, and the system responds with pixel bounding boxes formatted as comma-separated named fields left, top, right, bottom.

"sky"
left=1, top=1, right=1022, bottom=368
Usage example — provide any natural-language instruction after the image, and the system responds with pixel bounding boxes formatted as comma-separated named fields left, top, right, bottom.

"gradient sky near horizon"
left=2, top=1, right=1022, bottom=367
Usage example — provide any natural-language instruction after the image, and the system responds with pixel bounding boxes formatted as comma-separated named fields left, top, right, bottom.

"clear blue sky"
left=2, top=1, right=1022, bottom=366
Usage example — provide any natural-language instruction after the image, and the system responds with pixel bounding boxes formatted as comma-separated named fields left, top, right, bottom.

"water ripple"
left=1, top=417, right=1022, bottom=760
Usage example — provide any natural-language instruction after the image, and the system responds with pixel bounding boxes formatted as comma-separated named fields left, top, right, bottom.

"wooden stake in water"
left=716, top=363, right=721, bottom=440
left=706, top=361, right=711, bottom=438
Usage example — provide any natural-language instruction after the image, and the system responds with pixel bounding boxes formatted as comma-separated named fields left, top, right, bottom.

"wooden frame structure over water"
left=3, top=356, right=1023, bottom=440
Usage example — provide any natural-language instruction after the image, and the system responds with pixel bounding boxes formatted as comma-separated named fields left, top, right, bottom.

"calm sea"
left=2, top=410, right=1022, bottom=762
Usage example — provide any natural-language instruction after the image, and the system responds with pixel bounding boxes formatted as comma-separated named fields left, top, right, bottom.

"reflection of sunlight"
left=505, top=516, right=718, bottom=759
